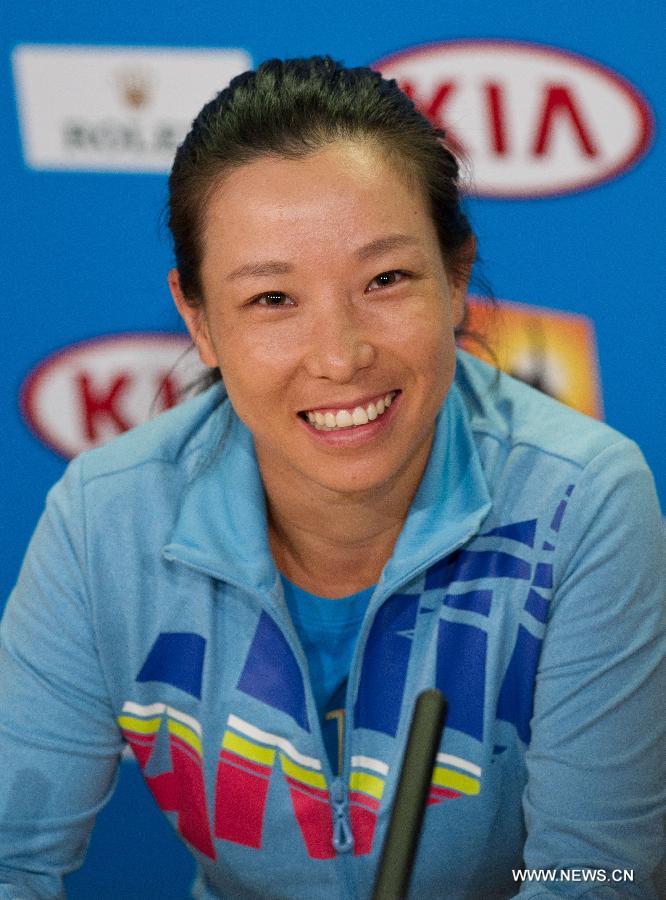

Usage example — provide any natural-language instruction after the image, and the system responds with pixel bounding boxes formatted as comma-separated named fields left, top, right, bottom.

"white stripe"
left=122, top=701, right=166, bottom=717
left=166, top=706, right=202, bottom=737
left=351, top=755, right=389, bottom=777
left=436, top=753, right=482, bottom=777
left=120, top=701, right=202, bottom=737
left=227, top=714, right=322, bottom=771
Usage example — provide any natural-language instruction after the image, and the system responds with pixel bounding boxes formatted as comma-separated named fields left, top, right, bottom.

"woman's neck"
left=268, top=499, right=403, bottom=598
left=258, top=439, right=433, bottom=599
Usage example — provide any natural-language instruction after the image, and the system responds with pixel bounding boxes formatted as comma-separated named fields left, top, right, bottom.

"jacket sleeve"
left=0, top=458, right=124, bottom=899
left=515, top=440, right=665, bottom=898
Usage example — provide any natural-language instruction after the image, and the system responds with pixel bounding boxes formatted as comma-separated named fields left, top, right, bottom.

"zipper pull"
left=330, top=777, right=354, bottom=854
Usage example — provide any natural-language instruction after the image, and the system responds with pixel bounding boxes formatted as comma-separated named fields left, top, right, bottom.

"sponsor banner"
left=374, top=40, right=653, bottom=198
left=12, top=44, right=252, bottom=172
left=460, top=297, right=603, bottom=418
left=20, top=332, right=208, bottom=458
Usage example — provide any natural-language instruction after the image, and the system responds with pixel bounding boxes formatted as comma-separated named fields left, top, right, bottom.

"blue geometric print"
left=237, top=611, right=310, bottom=732
left=533, top=563, right=553, bottom=589
left=136, top=632, right=206, bottom=699
left=354, top=593, right=419, bottom=736
left=524, top=588, right=549, bottom=624
left=425, top=549, right=531, bottom=589
left=496, top=625, right=542, bottom=743
left=482, top=519, right=537, bottom=548
left=443, top=589, right=492, bottom=616
left=436, top=620, right=487, bottom=742
left=550, top=500, right=567, bottom=532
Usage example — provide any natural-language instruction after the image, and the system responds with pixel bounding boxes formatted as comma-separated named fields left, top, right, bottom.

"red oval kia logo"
left=20, top=332, right=207, bottom=459
left=374, top=40, right=653, bottom=197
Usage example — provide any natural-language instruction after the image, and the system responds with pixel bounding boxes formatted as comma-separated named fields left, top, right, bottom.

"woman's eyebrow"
left=355, top=233, right=421, bottom=261
left=226, top=234, right=421, bottom=282
left=226, top=260, right=292, bottom=281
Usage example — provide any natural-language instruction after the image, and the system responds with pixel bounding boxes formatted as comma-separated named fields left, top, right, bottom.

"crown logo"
left=116, top=68, right=152, bottom=109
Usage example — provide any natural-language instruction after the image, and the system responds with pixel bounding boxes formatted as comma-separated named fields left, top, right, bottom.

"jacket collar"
left=381, top=382, right=491, bottom=590
left=163, top=378, right=491, bottom=596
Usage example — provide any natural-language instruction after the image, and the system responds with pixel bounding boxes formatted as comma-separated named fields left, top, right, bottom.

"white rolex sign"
left=13, top=44, right=252, bottom=172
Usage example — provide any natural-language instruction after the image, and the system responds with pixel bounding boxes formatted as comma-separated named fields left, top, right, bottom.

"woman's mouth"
left=299, top=391, right=399, bottom=431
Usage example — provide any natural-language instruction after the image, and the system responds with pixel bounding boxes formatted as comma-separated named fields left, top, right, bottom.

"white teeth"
left=335, top=409, right=353, bottom=428
left=305, top=392, right=396, bottom=431
left=352, top=406, right=369, bottom=426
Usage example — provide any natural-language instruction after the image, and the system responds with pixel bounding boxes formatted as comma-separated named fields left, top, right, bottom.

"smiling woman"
left=1, top=57, right=664, bottom=899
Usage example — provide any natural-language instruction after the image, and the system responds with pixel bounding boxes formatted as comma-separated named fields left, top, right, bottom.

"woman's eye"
left=253, top=291, right=293, bottom=307
left=367, top=270, right=406, bottom=291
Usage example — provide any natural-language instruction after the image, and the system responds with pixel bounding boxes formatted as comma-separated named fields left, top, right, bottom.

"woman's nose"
left=302, top=299, right=375, bottom=383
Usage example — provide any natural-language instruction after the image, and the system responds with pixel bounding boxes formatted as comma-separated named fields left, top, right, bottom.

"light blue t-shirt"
left=281, top=575, right=374, bottom=774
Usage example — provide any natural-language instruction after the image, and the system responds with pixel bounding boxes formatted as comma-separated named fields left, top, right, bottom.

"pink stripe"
left=285, top=776, right=329, bottom=802
left=349, top=790, right=380, bottom=812
left=220, top=749, right=272, bottom=777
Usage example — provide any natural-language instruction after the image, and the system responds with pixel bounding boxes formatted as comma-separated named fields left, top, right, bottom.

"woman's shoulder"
left=454, top=349, right=641, bottom=475
left=36, top=384, right=233, bottom=594
left=74, top=382, right=229, bottom=487
left=43, top=383, right=232, bottom=539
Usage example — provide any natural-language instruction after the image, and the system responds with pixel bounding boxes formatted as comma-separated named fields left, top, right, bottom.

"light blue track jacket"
left=1, top=351, right=664, bottom=899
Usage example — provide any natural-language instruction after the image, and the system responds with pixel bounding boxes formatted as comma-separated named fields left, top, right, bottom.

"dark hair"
left=168, top=55, right=475, bottom=306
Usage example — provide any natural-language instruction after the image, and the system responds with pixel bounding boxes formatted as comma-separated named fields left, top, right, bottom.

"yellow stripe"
left=432, top=766, right=480, bottom=795
left=349, top=770, right=385, bottom=800
left=279, top=753, right=327, bottom=789
left=117, top=715, right=161, bottom=735
left=222, top=730, right=276, bottom=766
left=168, top=718, right=203, bottom=756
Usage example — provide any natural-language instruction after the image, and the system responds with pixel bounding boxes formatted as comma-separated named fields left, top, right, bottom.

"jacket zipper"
left=330, top=776, right=354, bottom=853
left=337, top=527, right=481, bottom=849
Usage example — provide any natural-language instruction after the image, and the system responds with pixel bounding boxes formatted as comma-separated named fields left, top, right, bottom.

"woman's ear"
left=450, top=235, right=476, bottom=328
left=168, top=269, right=218, bottom=368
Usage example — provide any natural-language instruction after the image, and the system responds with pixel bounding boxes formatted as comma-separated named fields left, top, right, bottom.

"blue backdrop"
left=2, top=2, right=663, bottom=895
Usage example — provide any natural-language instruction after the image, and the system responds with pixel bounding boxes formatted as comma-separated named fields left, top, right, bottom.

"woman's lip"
left=298, top=390, right=401, bottom=444
left=299, top=389, right=400, bottom=416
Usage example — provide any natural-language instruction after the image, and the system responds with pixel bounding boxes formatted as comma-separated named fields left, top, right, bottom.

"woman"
left=0, top=57, right=663, bottom=898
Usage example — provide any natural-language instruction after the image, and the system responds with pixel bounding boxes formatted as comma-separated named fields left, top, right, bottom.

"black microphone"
left=372, top=688, right=448, bottom=900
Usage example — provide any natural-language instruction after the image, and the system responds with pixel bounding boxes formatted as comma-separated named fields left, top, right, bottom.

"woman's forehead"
left=200, top=142, right=435, bottom=267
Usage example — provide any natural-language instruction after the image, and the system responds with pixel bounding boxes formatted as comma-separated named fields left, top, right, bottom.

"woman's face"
left=171, top=141, right=469, bottom=500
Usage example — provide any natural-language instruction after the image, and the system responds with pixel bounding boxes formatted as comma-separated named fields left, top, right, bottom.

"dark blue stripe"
left=533, top=563, right=553, bottom=589
left=565, top=484, right=575, bottom=497
left=136, top=632, right=206, bottom=700
left=482, top=519, right=537, bottom=548
left=354, top=593, right=419, bottom=736
left=524, top=588, right=550, bottom=624
left=541, top=540, right=556, bottom=551
left=436, top=620, right=487, bottom=742
left=496, top=626, right=542, bottom=744
left=237, top=612, right=309, bottom=732
left=550, top=500, right=567, bottom=532
left=426, top=550, right=531, bottom=589
left=443, top=589, right=492, bottom=617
